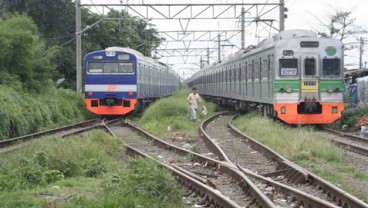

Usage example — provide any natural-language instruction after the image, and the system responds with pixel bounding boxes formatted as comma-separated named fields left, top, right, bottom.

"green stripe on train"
left=273, top=80, right=300, bottom=92
left=320, top=80, right=345, bottom=92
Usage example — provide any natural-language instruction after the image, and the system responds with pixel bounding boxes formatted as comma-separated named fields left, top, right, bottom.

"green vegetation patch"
left=0, top=131, right=185, bottom=207
left=339, top=107, right=368, bottom=129
left=233, top=114, right=368, bottom=202
left=0, top=85, right=93, bottom=140
left=140, top=89, right=218, bottom=139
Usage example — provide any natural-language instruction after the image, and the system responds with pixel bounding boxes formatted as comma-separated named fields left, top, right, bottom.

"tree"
left=0, top=15, right=57, bottom=92
left=1, top=0, right=162, bottom=89
left=317, top=10, right=367, bottom=50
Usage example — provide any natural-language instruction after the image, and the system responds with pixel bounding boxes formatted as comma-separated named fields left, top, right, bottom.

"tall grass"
left=140, top=89, right=218, bottom=138
left=232, top=114, right=344, bottom=163
left=0, top=131, right=124, bottom=191
left=0, top=85, right=93, bottom=140
left=0, top=131, right=185, bottom=207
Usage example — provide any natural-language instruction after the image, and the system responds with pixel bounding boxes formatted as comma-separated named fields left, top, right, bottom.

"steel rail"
left=198, top=112, right=232, bottom=162
left=118, top=120, right=276, bottom=208
left=0, top=118, right=101, bottom=149
left=228, top=116, right=368, bottom=208
left=321, top=127, right=368, bottom=157
left=102, top=122, right=242, bottom=208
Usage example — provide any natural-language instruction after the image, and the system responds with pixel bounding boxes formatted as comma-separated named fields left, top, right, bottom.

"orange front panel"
left=274, top=103, right=344, bottom=124
left=85, top=99, right=137, bottom=115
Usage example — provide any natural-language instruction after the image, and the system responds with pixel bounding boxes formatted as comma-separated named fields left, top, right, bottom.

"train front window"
left=88, top=62, right=135, bottom=74
left=304, top=58, right=316, bottom=76
left=280, top=59, right=298, bottom=76
left=323, top=59, right=340, bottom=77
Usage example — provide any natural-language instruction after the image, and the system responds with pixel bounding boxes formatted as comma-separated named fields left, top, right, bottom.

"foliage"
left=140, top=89, right=218, bottom=138
left=0, top=15, right=58, bottom=92
left=0, top=131, right=184, bottom=207
left=316, top=10, right=367, bottom=50
left=0, top=84, right=92, bottom=140
left=1, top=0, right=162, bottom=89
left=339, top=106, right=368, bottom=128
left=0, top=131, right=124, bottom=191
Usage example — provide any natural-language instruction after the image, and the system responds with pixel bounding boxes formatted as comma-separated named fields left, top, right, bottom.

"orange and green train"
left=188, top=30, right=345, bottom=124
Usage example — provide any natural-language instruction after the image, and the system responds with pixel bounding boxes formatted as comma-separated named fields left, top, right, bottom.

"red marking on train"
left=107, top=85, right=116, bottom=92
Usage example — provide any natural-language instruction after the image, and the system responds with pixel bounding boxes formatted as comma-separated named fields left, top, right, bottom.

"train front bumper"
left=273, top=102, right=344, bottom=124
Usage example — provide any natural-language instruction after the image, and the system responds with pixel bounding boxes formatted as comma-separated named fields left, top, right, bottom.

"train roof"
left=201, top=29, right=339, bottom=71
left=104, top=47, right=178, bottom=75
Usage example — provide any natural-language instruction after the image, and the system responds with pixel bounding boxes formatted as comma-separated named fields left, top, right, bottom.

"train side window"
left=279, top=59, right=298, bottom=77
left=305, top=58, right=316, bottom=76
left=267, top=55, right=271, bottom=80
left=247, top=63, right=252, bottom=82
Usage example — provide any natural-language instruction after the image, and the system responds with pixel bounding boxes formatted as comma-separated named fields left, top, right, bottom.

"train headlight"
left=332, top=106, right=338, bottom=114
left=281, top=106, right=286, bottom=114
left=327, top=86, right=334, bottom=93
left=88, top=91, right=93, bottom=96
left=128, top=91, right=134, bottom=97
left=279, top=87, right=285, bottom=92
left=286, top=86, right=293, bottom=93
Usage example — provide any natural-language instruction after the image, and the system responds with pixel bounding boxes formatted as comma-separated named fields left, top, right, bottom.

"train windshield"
left=304, top=58, right=316, bottom=76
left=88, top=62, right=134, bottom=74
left=322, top=59, right=340, bottom=77
left=279, top=59, right=298, bottom=76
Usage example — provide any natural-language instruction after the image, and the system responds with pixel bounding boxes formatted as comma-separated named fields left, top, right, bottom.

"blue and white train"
left=84, top=47, right=180, bottom=115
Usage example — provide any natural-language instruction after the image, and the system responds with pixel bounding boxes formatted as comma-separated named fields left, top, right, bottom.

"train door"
left=299, top=54, right=321, bottom=114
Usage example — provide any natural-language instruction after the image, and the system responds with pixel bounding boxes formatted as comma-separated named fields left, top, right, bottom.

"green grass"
left=233, top=114, right=368, bottom=202
left=0, top=131, right=185, bottom=207
left=0, top=85, right=93, bottom=140
left=140, top=89, right=218, bottom=139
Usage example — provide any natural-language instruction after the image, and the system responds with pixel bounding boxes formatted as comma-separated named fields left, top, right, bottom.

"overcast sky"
left=81, top=0, right=368, bottom=78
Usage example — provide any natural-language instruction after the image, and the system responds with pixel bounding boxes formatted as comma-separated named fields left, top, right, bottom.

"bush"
left=0, top=84, right=93, bottom=140
left=339, top=107, right=368, bottom=128
left=0, top=131, right=124, bottom=191
left=140, top=89, right=217, bottom=138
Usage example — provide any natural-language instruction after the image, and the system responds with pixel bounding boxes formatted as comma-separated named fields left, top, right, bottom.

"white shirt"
left=187, top=93, right=201, bottom=108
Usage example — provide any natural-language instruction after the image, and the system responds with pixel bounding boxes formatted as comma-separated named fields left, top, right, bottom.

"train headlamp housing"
left=327, top=86, right=335, bottom=93
left=281, top=106, right=286, bottom=114
left=286, top=86, right=293, bottom=93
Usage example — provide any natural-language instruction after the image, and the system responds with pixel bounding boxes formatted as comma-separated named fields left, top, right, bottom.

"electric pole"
left=241, top=7, right=245, bottom=49
left=359, top=37, right=364, bottom=69
left=76, top=0, right=82, bottom=93
left=207, top=47, right=210, bottom=65
left=218, top=34, right=221, bottom=63
left=279, top=0, right=285, bottom=31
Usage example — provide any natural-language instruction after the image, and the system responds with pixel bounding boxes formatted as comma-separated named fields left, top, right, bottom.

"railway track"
left=199, top=113, right=368, bottom=208
left=105, top=119, right=275, bottom=208
left=321, top=127, right=368, bottom=157
left=0, top=118, right=103, bottom=153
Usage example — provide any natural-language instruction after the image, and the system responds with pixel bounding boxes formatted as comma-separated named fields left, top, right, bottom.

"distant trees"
left=317, top=10, right=367, bottom=50
left=0, top=15, right=57, bottom=93
left=1, top=0, right=162, bottom=90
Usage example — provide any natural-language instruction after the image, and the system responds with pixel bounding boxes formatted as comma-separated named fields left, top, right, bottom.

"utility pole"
left=279, top=0, right=285, bottom=31
left=200, top=56, right=203, bottom=69
left=75, top=0, right=82, bottom=93
left=218, top=34, right=221, bottom=63
left=359, top=37, right=364, bottom=69
left=241, top=7, right=245, bottom=49
left=207, top=47, right=210, bottom=65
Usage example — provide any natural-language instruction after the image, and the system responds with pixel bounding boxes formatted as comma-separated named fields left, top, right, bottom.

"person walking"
left=187, top=87, right=202, bottom=122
